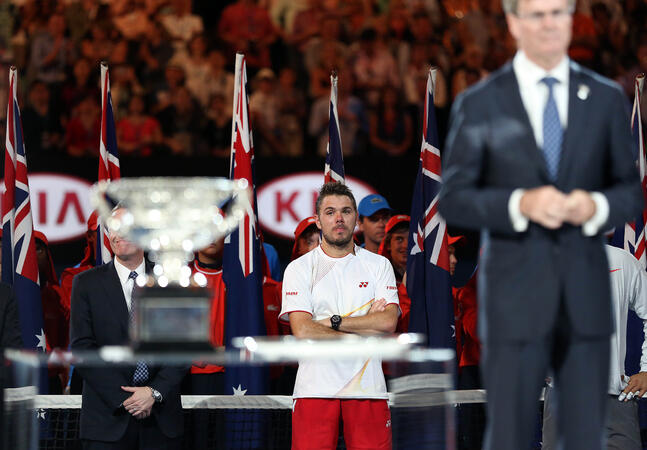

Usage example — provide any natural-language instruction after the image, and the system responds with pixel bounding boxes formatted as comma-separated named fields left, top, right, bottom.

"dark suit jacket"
left=438, top=61, right=643, bottom=342
left=70, top=261, right=186, bottom=441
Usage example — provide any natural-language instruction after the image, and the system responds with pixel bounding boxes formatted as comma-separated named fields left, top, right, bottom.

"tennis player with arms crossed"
left=280, top=182, right=400, bottom=450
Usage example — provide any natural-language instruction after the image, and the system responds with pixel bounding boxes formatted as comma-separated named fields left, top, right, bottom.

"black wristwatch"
left=330, top=315, right=342, bottom=331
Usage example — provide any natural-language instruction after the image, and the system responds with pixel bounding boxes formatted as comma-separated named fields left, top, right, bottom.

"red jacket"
left=453, top=273, right=481, bottom=368
left=191, top=261, right=226, bottom=374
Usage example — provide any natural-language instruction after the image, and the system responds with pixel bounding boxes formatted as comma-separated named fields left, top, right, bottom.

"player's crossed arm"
left=316, top=299, right=399, bottom=335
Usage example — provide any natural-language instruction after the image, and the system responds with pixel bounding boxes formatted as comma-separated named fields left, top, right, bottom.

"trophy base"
left=131, top=286, right=214, bottom=352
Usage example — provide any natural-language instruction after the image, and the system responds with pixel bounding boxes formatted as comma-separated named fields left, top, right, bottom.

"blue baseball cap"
left=358, top=194, right=392, bottom=217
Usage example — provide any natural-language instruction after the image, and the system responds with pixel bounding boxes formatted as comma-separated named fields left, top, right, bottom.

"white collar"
left=513, top=51, right=570, bottom=88
left=114, top=257, right=145, bottom=285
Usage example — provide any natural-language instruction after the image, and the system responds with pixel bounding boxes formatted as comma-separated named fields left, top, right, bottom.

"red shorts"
left=291, top=398, right=392, bottom=450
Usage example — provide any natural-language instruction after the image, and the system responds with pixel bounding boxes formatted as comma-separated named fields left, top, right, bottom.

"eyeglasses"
left=515, top=8, right=573, bottom=22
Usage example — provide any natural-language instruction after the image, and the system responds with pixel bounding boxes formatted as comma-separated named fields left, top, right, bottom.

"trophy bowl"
left=91, top=177, right=251, bottom=351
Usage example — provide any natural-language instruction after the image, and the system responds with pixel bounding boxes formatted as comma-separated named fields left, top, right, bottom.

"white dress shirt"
left=507, top=51, right=609, bottom=236
left=605, top=246, right=647, bottom=395
left=113, top=257, right=145, bottom=312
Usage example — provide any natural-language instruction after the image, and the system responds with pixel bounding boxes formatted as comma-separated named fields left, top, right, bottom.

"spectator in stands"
left=204, top=93, right=232, bottom=157
left=218, top=0, right=277, bottom=69
left=303, top=14, right=347, bottom=76
left=65, top=95, right=101, bottom=157
left=111, top=0, right=151, bottom=41
left=179, top=34, right=212, bottom=108
left=117, top=95, right=163, bottom=157
left=21, top=80, right=63, bottom=155
left=110, top=63, right=144, bottom=119
left=61, top=58, right=99, bottom=118
left=377, top=214, right=411, bottom=333
left=357, top=194, right=393, bottom=254
left=156, top=86, right=206, bottom=155
left=80, top=24, right=114, bottom=66
left=249, top=68, right=282, bottom=155
left=34, top=231, right=69, bottom=394
left=275, top=67, right=305, bottom=156
left=152, top=64, right=186, bottom=114
left=160, top=0, right=204, bottom=54
left=28, top=13, right=74, bottom=86
left=287, top=0, right=326, bottom=51
left=351, top=27, right=400, bottom=106
left=204, top=49, right=234, bottom=110
left=451, top=44, right=489, bottom=99
left=568, top=0, right=598, bottom=68
left=369, top=85, right=413, bottom=156
left=307, top=40, right=346, bottom=99
left=136, top=21, right=174, bottom=89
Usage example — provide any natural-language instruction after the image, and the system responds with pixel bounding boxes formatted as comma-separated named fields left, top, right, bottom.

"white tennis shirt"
left=280, top=245, right=400, bottom=399
left=606, top=245, right=647, bottom=395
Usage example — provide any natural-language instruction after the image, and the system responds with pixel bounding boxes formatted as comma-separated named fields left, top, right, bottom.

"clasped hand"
left=520, top=187, right=596, bottom=229
left=121, top=386, right=154, bottom=419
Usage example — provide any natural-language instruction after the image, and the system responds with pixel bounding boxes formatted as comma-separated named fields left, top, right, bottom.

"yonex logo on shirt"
left=286, top=291, right=298, bottom=296
left=358, top=282, right=368, bottom=288
left=386, top=286, right=397, bottom=290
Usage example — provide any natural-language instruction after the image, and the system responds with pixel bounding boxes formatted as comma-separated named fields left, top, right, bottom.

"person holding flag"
left=438, top=1, right=643, bottom=448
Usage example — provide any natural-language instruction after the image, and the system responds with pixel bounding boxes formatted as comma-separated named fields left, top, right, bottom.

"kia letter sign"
left=257, top=172, right=376, bottom=239
left=0, top=173, right=93, bottom=243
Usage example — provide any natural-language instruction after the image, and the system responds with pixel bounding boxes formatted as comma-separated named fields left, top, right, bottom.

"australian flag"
left=611, top=74, right=647, bottom=377
left=2, top=67, right=48, bottom=388
left=96, top=62, right=120, bottom=266
left=406, top=68, right=454, bottom=349
left=324, top=71, right=345, bottom=184
left=222, top=53, right=268, bottom=447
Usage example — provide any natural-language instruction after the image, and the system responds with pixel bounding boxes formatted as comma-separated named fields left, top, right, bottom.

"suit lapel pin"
left=577, top=84, right=590, bottom=100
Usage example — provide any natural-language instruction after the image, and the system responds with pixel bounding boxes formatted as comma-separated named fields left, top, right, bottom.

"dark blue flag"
left=406, top=68, right=454, bottom=349
left=222, top=53, right=269, bottom=448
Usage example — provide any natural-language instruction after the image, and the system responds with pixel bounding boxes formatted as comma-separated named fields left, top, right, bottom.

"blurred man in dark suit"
left=439, top=0, right=643, bottom=448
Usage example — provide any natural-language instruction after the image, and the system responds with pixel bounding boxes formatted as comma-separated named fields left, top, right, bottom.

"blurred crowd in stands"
left=0, top=0, right=646, bottom=159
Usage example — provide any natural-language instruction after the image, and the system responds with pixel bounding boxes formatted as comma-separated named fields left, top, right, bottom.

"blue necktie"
left=128, top=271, right=149, bottom=385
left=541, top=77, right=563, bottom=181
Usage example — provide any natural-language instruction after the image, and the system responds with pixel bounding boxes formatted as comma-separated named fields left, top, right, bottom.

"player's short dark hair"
left=315, top=182, right=357, bottom=215
left=502, top=0, right=575, bottom=14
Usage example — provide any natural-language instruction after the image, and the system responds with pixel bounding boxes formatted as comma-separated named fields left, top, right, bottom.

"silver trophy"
left=91, top=177, right=251, bottom=350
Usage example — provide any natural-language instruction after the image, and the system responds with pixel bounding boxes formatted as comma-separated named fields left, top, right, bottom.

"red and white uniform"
left=280, top=245, right=399, bottom=399
left=191, top=261, right=226, bottom=374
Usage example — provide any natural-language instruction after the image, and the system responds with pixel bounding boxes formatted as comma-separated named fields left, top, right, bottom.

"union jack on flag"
left=611, top=74, right=647, bottom=268
left=406, top=68, right=454, bottom=348
left=1, top=67, right=47, bottom=356
left=96, top=62, right=120, bottom=266
left=222, top=53, right=268, bottom=447
left=324, top=71, right=345, bottom=184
